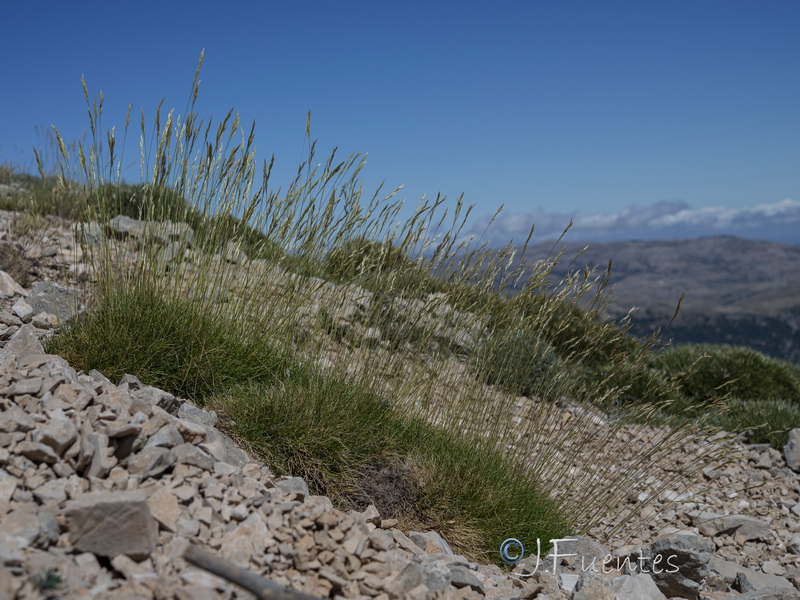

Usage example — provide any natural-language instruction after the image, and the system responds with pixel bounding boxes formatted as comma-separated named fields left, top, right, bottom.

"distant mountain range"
left=508, top=236, right=800, bottom=364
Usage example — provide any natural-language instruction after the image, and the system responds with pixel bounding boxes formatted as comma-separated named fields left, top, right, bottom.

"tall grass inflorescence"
left=40, top=53, right=732, bottom=562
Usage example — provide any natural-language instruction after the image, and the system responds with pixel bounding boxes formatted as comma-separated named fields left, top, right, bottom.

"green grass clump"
left=46, top=286, right=289, bottom=402
left=325, top=237, right=413, bottom=281
left=219, top=376, right=569, bottom=559
left=32, top=570, right=64, bottom=593
left=648, top=343, right=800, bottom=447
left=714, top=397, right=800, bottom=448
left=472, top=328, right=567, bottom=398
left=652, top=343, right=800, bottom=404
left=473, top=289, right=679, bottom=415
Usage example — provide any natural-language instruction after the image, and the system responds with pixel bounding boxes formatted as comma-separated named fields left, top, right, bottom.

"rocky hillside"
left=1, top=210, right=800, bottom=600
left=509, top=236, right=800, bottom=363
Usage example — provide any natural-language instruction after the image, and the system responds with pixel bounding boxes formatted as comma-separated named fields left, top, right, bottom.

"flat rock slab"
left=694, top=511, right=772, bottom=542
left=0, top=323, right=44, bottom=362
left=26, top=281, right=81, bottom=324
left=65, top=489, right=156, bottom=559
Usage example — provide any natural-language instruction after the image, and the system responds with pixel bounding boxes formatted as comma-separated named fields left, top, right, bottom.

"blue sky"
left=1, top=1, right=798, bottom=244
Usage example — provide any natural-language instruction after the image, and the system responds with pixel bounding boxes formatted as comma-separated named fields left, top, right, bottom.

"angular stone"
left=0, top=270, right=27, bottom=298
left=174, top=418, right=207, bottom=444
left=573, top=572, right=614, bottom=600
left=172, top=443, right=215, bottom=471
left=384, top=560, right=450, bottom=598
left=0, top=325, right=17, bottom=342
left=25, top=281, right=81, bottom=324
left=30, top=312, right=57, bottom=329
left=275, top=476, right=309, bottom=501
left=176, top=517, right=200, bottom=537
left=220, top=512, right=269, bottom=564
left=694, top=511, right=772, bottom=541
left=34, top=418, right=78, bottom=455
left=127, top=447, right=175, bottom=479
left=145, top=423, right=184, bottom=449
left=132, top=385, right=181, bottom=415
left=393, top=530, right=425, bottom=556
left=734, top=588, right=800, bottom=600
left=359, top=504, right=381, bottom=525
left=108, top=215, right=147, bottom=239
left=32, top=478, right=68, bottom=504
left=88, top=368, right=112, bottom=386
left=16, top=441, right=58, bottom=464
left=612, top=573, right=667, bottom=600
left=177, top=403, right=217, bottom=428
left=448, top=565, right=484, bottom=593
left=408, top=530, right=454, bottom=555
left=5, top=377, right=42, bottom=396
left=77, top=221, right=105, bottom=246
left=110, top=555, right=156, bottom=581
left=11, top=298, right=32, bottom=322
left=0, top=405, right=36, bottom=433
left=762, top=561, right=785, bottom=576
left=710, top=558, right=796, bottom=592
left=200, top=429, right=249, bottom=466
left=623, top=533, right=714, bottom=600
left=0, top=470, right=18, bottom=502
left=146, top=487, right=180, bottom=533
left=104, top=421, right=141, bottom=439
left=785, top=429, right=800, bottom=473
left=560, top=573, right=580, bottom=594
left=369, top=529, right=396, bottom=552
left=0, top=324, right=44, bottom=362
left=118, top=373, right=143, bottom=390
left=65, top=490, right=156, bottom=559
left=84, top=432, right=115, bottom=478
left=0, top=310, right=22, bottom=327
left=0, top=504, right=59, bottom=548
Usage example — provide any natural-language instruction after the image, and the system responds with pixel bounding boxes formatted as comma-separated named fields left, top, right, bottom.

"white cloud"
left=471, top=199, right=800, bottom=244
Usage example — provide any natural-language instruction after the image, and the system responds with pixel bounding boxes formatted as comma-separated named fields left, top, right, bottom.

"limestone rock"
left=25, top=281, right=81, bottom=324
left=275, top=476, right=309, bottom=501
left=612, top=573, right=667, bottom=600
left=11, top=298, right=32, bottom=322
left=65, top=490, right=156, bottom=559
left=0, top=323, right=44, bottom=361
left=785, top=429, right=800, bottom=473
left=409, top=530, right=454, bottom=555
left=146, top=487, right=180, bottom=533
left=34, top=417, right=78, bottom=454
left=614, top=533, right=713, bottom=599
left=127, top=447, right=175, bottom=479
left=710, top=557, right=796, bottom=592
left=0, top=270, right=27, bottom=298
left=450, top=565, right=486, bottom=594
left=16, top=441, right=58, bottom=464
left=733, top=588, right=800, bottom=600
left=694, top=511, right=772, bottom=542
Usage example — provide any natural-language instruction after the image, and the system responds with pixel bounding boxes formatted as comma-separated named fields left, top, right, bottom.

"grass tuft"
left=27, top=53, right=738, bottom=561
